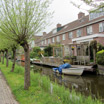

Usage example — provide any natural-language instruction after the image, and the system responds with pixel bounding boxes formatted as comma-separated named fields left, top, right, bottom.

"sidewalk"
left=0, top=70, right=19, bottom=104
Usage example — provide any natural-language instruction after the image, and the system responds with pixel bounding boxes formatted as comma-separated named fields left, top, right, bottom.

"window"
left=77, top=29, right=81, bottom=37
left=62, top=34, right=65, bottom=40
left=48, top=39, right=50, bottom=44
left=41, top=41, right=44, bottom=45
left=69, top=32, right=73, bottom=38
left=31, top=41, right=34, bottom=48
left=57, top=36, right=60, bottom=42
left=52, top=37, right=55, bottom=43
left=99, top=22, right=104, bottom=32
left=45, top=40, right=46, bottom=44
left=52, top=29, right=57, bottom=34
left=87, top=26, right=93, bottom=35
left=89, top=7, right=104, bottom=20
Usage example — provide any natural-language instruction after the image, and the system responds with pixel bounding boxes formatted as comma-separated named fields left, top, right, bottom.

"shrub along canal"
left=19, top=61, right=104, bottom=101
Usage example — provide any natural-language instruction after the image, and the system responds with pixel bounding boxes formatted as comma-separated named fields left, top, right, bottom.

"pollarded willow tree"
left=0, top=0, right=52, bottom=90
left=0, top=35, right=17, bottom=67
left=0, top=36, right=11, bottom=65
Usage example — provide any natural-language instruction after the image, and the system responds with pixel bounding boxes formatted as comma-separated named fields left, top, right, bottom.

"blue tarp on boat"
left=53, top=63, right=71, bottom=74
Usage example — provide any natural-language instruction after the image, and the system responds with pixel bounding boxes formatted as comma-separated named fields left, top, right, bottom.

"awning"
left=72, top=34, right=104, bottom=43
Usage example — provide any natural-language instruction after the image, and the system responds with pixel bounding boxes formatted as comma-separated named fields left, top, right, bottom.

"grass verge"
left=0, top=60, right=103, bottom=104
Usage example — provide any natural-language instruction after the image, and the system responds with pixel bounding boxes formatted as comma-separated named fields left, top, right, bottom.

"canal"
left=20, top=61, right=104, bottom=101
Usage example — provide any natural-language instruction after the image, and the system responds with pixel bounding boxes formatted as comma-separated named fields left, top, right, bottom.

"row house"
left=35, top=8, right=104, bottom=57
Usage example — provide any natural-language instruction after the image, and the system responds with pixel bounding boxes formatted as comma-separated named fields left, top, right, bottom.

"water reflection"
left=17, top=61, right=104, bottom=101
left=31, top=64, right=104, bottom=100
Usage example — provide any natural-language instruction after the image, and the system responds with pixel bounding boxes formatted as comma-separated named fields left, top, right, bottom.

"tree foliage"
left=30, top=47, right=41, bottom=59
left=0, top=0, right=52, bottom=90
left=96, top=50, right=104, bottom=65
left=0, top=0, right=52, bottom=44
left=70, top=0, right=104, bottom=11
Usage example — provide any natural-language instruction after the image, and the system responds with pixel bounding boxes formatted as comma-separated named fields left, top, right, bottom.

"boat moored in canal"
left=53, top=67, right=84, bottom=76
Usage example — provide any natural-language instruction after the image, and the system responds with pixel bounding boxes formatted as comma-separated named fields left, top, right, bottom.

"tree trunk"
left=93, top=49, right=96, bottom=64
left=6, top=50, right=9, bottom=67
left=22, top=42, right=30, bottom=90
left=2, top=51, right=4, bottom=64
left=0, top=52, right=1, bottom=62
left=11, top=48, right=16, bottom=72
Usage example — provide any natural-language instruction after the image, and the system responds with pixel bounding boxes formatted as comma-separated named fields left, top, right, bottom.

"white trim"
left=72, top=34, right=104, bottom=43
left=62, top=34, right=65, bottom=40
left=77, top=38, right=93, bottom=43
left=52, top=37, right=55, bottom=43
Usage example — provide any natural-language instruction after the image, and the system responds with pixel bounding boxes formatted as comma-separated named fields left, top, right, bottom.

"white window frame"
left=48, top=39, right=50, bottom=44
left=52, top=29, right=57, bottom=34
left=87, top=26, right=93, bottom=35
left=62, top=34, right=65, bottom=40
left=57, top=36, right=60, bottom=42
left=69, top=32, right=73, bottom=38
left=52, top=37, right=55, bottom=43
left=77, top=29, right=81, bottom=37
left=89, top=7, right=104, bottom=20
left=45, top=40, right=46, bottom=44
left=99, top=22, right=104, bottom=32
left=41, top=41, right=44, bottom=45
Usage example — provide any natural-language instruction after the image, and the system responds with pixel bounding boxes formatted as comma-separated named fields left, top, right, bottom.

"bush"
left=96, top=50, right=104, bottom=65
left=30, top=47, right=41, bottom=59
left=97, top=43, right=104, bottom=52
left=44, top=45, right=53, bottom=56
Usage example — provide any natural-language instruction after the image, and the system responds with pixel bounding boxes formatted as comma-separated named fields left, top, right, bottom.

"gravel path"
left=0, top=71, right=19, bottom=104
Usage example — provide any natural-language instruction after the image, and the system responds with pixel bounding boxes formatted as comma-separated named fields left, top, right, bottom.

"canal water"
left=20, top=61, right=104, bottom=101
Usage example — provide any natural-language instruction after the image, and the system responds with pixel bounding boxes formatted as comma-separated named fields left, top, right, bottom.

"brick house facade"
left=35, top=9, right=104, bottom=56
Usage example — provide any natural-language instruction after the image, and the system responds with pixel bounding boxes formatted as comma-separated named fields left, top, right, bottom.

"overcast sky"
left=39, top=0, right=90, bottom=35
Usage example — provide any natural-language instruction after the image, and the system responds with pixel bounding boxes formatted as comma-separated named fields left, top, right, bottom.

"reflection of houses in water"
left=63, top=75, right=104, bottom=99
left=33, top=65, right=104, bottom=99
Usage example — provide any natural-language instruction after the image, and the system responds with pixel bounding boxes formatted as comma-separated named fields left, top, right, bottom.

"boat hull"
left=53, top=68, right=84, bottom=76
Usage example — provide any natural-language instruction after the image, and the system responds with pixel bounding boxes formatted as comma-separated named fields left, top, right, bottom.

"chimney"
left=57, top=23, right=61, bottom=28
left=78, top=12, right=85, bottom=19
left=43, top=32, right=47, bottom=36
left=56, top=23, right=62, bottom=32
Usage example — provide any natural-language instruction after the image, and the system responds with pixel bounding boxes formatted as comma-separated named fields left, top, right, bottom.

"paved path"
left=0, top=71, right=19, bottom=104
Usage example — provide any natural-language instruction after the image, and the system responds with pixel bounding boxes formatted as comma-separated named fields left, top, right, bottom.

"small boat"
left=53, top=68, right=84, bottom=76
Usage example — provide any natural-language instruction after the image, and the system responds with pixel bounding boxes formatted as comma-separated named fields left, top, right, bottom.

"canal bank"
left=0, top=60, right=103, bottom=104
left=18, top=61, right=104, bottom=102
left=98, top=65, right=104, bottom=76
left=31, top=64, right=104, bottom=101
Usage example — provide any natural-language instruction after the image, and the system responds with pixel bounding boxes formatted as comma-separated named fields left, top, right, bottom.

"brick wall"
left=94, top=37, right=104, bottom=46
left=35, top=19, right=104, bottom=48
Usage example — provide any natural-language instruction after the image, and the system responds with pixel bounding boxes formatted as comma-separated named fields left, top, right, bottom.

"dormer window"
left=64, top=25, right=68, bottom=29
left=89, top=7, right=104, bottom=20
left=52, top=29, right=57, bottom=34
